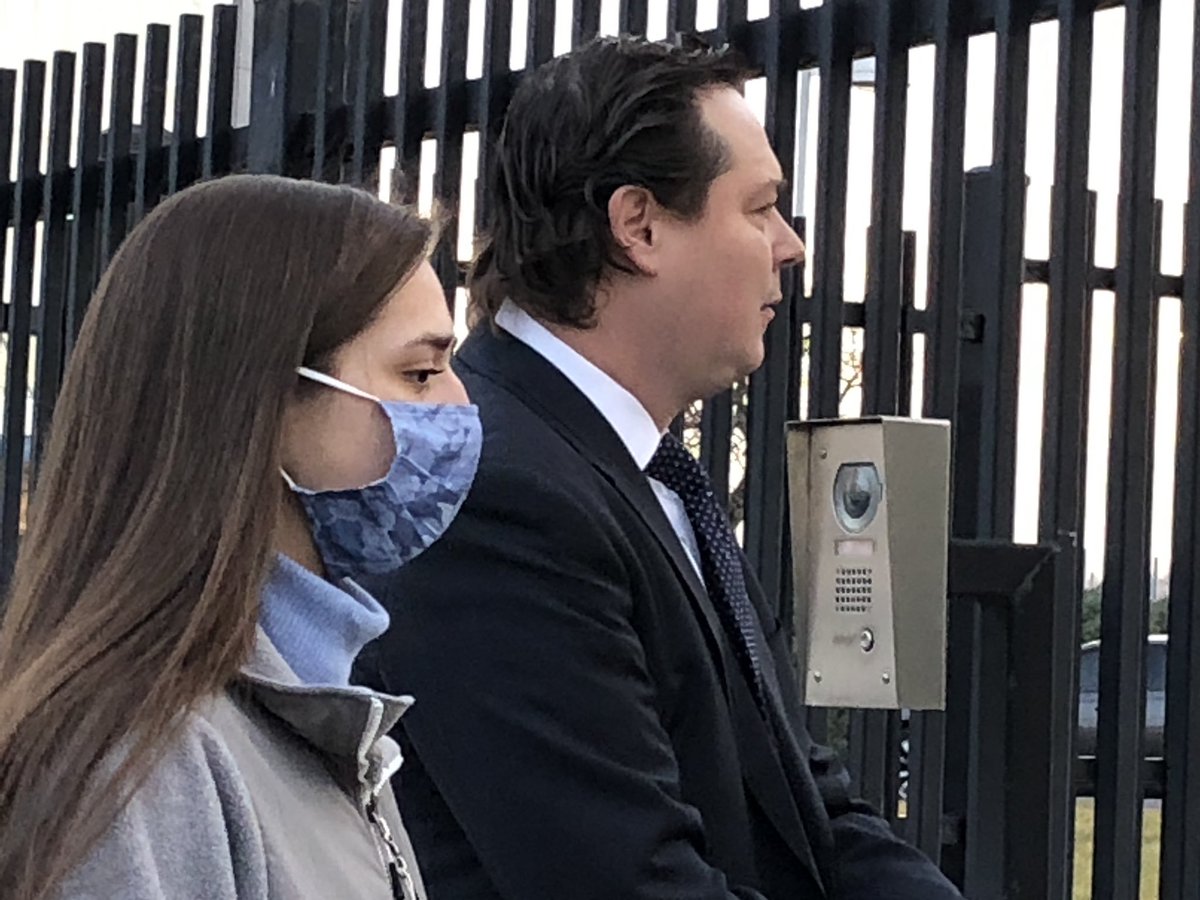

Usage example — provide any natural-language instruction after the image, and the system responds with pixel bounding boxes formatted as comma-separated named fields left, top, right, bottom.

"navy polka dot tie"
left=646, top=433, right=767, bottom=709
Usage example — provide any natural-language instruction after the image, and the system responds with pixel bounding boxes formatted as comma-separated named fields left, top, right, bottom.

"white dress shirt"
left=495, top=300, right=705, bottom=579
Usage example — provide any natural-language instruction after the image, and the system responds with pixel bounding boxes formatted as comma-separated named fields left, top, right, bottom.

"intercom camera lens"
left=833, top=462, right=882, bottom=534
left=843, top=489, right=871, bottom=519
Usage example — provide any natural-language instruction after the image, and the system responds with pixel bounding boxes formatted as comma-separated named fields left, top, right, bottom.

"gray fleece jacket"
left=58, top=630, right=426, bottom=900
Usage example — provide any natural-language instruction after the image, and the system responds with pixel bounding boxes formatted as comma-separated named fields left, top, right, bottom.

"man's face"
left=650, top=87, right=805, bottom=400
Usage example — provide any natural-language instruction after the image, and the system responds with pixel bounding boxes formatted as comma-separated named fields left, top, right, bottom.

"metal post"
left=247, top=0, right=320, bottom=175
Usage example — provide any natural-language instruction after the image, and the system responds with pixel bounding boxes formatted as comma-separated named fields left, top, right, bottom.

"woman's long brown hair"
left=0, top=175, right=433, bottom=899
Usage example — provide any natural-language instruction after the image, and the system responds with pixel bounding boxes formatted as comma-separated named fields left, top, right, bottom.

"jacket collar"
left=493, top=300, right=662, bottom=469
left=458, top=328, right=724, bottom=667
left=237, top=628, right=412, bottom=791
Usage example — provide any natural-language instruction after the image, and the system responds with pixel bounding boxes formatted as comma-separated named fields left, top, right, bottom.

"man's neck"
left=542, top=318, right=682, bottom=432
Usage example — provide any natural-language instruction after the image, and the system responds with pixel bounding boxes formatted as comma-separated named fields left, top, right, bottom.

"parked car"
left=1076, top=633, right=1166, bottom=757
left=896, top=634, right=1167, bottom=800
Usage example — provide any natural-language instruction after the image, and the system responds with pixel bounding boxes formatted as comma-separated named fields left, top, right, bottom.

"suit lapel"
left=591, top=444, right=826, bottom=894
left=599, top=466, right=738, bottom=695
left=458, top=327, right=827, bottom=891
left=457, top=328, right=736, bottom=695
left=727, top=667, right=827, bottom=892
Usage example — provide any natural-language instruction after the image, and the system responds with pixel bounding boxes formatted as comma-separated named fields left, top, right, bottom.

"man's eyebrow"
left=759, top=177, right=789, bottom=196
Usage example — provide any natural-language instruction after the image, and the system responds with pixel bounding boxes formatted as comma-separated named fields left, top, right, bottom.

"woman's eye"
left=408, top=369, right=443, bottom=385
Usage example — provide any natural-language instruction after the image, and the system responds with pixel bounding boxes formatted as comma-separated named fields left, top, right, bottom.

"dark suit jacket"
left=355, top=326, right=962, bottom=899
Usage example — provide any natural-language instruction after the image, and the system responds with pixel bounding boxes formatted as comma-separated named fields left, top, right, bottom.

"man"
left=356, top=36, right=962, bottom=899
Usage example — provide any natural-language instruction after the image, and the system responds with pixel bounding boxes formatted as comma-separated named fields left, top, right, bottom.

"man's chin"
left=741, top=343, right=767, bottom=377
left=695, top=352, right=766, bottom=402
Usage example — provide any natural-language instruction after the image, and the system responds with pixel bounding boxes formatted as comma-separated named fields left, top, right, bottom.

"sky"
left=1, top=0, right=1197, bottom=588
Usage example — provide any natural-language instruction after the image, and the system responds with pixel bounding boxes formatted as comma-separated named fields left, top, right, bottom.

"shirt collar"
left=495, top=299, right=663, bottom=469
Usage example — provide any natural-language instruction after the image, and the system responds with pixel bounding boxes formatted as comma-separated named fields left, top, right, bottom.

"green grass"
left=896, top=797, right=1160, bottom=896
left=1073, top=799, right=1161, bottom=899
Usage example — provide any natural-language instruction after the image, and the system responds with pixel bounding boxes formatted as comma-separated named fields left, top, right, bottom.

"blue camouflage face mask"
left=282, top=366, right=482, bottom=582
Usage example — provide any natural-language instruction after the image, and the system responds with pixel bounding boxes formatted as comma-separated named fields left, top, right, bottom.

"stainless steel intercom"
left=786, top=417, right=951, bottom=710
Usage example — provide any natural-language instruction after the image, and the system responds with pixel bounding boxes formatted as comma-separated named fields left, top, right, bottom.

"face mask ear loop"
left=287, top=369, right=400, bottom=494
left=296, top=366, right=381, bottom=403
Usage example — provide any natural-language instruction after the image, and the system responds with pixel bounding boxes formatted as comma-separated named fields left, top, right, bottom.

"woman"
left=0, top=175, right=480, bottom=900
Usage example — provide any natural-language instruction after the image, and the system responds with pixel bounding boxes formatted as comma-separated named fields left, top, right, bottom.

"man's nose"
left=773, top=210, right=806, bottom=269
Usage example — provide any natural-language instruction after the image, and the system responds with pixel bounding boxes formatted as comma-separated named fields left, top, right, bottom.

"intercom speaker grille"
left=834, top=566, right=873, bottom=613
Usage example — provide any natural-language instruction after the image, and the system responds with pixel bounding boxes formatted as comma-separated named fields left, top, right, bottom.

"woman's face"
left=280, top=261, right=469, bottom=491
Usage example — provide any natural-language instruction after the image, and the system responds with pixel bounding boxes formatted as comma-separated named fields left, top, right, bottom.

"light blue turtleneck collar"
left=258, top=554, right=390, bottom=687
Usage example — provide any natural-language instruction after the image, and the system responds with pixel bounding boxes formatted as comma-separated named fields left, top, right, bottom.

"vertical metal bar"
left=1040, top=2, right=1095, bottom=546
left=862, top=0, right=909, bottom=417
left=0, top=68, right=15, bottom=348
left=290, top=0, right=324, bottom=179
left=897, top=230, right=916, bottom=417
left=881, top=704, right=902, bottom=827
left=923, top=0, right=968, bottom=423
left=476, top=0, right=514, bottom=232
left=807, top=0, right=852, bottom=420
left=343, top=0, right=364, bottom=173
left=1093, top=2, right=1161, bottom=897
left=667, top=0, right=697, bottom=34
left=940, top=169, right=1004, bottom=890
left=910, top=0, right=967, bottom=866
left=787, top=216, right=808, bottom=425
left=699, top=394, right=733, bottom=502
left=906, top=706, right=946, bottom=862
left=204, top=3, right=238, bottom=177
left=715, top=0, right=747, bottom=44
left=312, top=0, right=343, bottom=182
left=1, top=61, right=46, bottom=580
left=1003, top=553, right=1063, bottom=899
left=785, top=219, right=809, bottom=687
left=954, top=196, right=1023, bottom=531
left=895, top=171, right=928, bottom=853
left=247, top=0, right=294, bottom=174
left=168, top=15, right=203, bottom=195
left=847, top=705, right=891, bottom=813
left=938, top=596, right=976, bottom=888
left=433, top=0, right=469, bottom=305
left=133, top=24, right=170, bottom=223
left=100, top=34, right=135, bottom=267
left=1037, top=4, right=1096, bottom=898
left=618, top=0, right=649, bottom=36
left=31, top=51, right=75, bottom=482
left=392, top=0, right=429, bottom=204
left=743, top=0, right=798, bottom=618
left=572, top=0, right=601, bottom=47
left=985, top=0, right=1031, bottom=539
left=314, top=1, right=333, bottom=183
left=65, top=44, right=104, bottom=352
left=859, top=1, right=911, bottom=814
left=349, top=0, right=389, bottom=186
left=1161, top=3, right=1200, bottom=893
left=963, top=595, right=1009, bottom=895
left=0, top=68, right=13, bottom=168
left=361, top=0, right=389, bottom=178
left=527, top=0, right=555, bottom=69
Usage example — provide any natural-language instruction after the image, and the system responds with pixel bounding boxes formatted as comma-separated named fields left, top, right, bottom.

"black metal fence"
left=1, top=1, right=1195, bottom=897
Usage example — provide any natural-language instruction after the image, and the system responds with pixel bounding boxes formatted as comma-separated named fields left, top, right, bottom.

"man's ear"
left=608, top=185, right=661, bottom=276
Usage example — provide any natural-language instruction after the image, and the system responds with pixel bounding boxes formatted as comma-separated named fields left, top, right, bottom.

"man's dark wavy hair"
left=470, top=35, right=754, bottom=328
